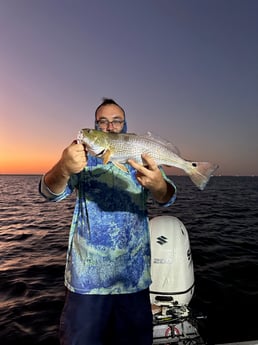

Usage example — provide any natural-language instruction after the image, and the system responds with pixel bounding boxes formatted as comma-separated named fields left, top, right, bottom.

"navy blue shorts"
left=59, top=288, right=153, bottom=345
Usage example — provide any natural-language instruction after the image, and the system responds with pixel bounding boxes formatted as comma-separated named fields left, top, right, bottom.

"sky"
left=1, top=0, right=258, bottom=175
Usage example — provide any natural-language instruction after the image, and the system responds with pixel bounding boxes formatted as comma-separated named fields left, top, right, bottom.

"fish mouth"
left=77, top=128, right=93, bottom=143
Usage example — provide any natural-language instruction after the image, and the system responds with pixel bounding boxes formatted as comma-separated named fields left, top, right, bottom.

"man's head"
left=95, top=98, right=127, bottom=133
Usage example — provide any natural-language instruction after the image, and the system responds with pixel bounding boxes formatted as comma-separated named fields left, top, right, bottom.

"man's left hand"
left=127, top=154, right=175, bottom=203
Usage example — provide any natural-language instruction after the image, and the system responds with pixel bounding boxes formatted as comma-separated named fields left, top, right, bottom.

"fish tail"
left=188, top=162, right=219, bottom=190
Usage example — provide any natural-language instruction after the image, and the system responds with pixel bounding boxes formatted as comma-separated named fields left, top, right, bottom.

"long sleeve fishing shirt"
left=39, top=156, right=176, bottom=295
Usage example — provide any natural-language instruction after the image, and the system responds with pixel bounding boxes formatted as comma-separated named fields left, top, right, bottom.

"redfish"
left=77, top=129, right=218, bottom=190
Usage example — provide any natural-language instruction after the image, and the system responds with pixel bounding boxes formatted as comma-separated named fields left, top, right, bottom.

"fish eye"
left=192, top=163, right=197, bottom=167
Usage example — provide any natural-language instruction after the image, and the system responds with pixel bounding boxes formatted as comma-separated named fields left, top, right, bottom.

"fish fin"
left=188, top=162, right=219, bottom=190
left=142, top=132, right=180, bottom=155
left=102, top=149, right=111, bottom=164
left=113, top=162, right=128, bottom=172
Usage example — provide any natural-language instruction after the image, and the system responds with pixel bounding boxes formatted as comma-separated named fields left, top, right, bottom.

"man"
left=39, top=98, right=176, bottom=345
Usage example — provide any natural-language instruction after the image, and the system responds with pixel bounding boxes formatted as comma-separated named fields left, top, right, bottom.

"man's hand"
left=44, top=141, right=87, bottom=194
left=59, top=141, right=87, bottom=177
left=127, top=154, right=175, bottom=203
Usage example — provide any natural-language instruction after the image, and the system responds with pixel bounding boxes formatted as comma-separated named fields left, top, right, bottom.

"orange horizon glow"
left=0, top=138, right=256, bottom=177
left=0, top=150, right=60, bottom=175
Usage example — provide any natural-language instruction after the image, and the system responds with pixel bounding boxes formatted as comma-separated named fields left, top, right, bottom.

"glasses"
left=97, top=119, right=124, bottom=128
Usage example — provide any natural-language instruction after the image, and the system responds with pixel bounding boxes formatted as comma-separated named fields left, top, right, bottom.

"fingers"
left=128, top=154, right=158, bottom=173
left=127, top=159, right=141, bottom=171
left=141, top=153, right=158, bottom=171
left=127, top=154, right=165, bottom=191
left=69, top=140, right=87, bottom=154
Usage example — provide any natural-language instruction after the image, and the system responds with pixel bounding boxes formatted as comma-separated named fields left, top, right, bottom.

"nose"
left=106, top=122, right=115, bottom=132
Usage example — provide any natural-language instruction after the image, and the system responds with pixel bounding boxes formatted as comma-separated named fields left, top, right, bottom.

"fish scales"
left=106, top=133, right=184, bottom=168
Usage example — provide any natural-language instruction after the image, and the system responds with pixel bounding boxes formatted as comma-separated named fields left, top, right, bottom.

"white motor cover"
left=149, top=216, right=194, bottom=306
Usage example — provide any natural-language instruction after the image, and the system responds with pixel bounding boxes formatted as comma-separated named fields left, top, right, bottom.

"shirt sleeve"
left=39, top=175, right=75, bottom=202
left=155, top=167, right=177, bottom=207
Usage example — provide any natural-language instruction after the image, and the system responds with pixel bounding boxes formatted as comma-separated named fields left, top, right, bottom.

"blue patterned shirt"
left=40, top=156, right=176, bottom=294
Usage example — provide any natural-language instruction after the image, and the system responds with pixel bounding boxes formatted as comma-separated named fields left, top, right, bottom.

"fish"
left=77, top=128, right=219, bottom=190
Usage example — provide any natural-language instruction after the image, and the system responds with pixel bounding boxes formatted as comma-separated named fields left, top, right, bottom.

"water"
left=0, top=175, right=258, bottom=344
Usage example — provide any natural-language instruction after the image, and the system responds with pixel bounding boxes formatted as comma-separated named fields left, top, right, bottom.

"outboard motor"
left=149, top=216, right=194, bottom=306
left=149, top=216, right=201, bottom=344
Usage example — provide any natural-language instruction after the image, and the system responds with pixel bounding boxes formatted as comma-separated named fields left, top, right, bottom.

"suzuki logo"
left=156, top=235, right=168, bottom=245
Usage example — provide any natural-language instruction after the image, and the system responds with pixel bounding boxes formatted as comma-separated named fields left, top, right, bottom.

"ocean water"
left=0, top=175, right=258, bottom=344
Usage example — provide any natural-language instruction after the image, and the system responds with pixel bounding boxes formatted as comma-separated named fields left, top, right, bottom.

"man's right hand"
left=59, top=141, right=87, bottom=177
left=43, top=141, right=87, bottom=194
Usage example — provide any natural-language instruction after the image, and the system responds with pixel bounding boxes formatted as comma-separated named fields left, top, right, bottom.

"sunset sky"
left=1, top=0, right=258, bottom=175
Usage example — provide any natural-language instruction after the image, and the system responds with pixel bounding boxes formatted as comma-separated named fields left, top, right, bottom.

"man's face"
left=95, top=104, right=125, bottom=133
